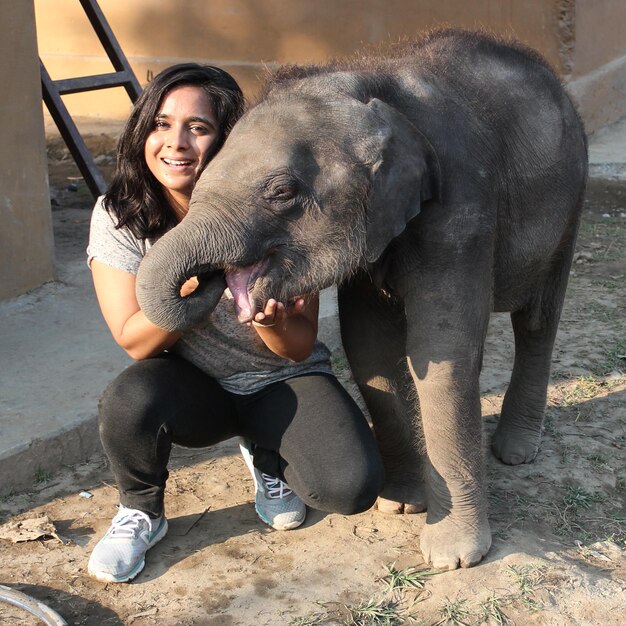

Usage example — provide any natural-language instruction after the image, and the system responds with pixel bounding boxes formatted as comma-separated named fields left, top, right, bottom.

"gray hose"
left=0, top=584, right=68, bottom=625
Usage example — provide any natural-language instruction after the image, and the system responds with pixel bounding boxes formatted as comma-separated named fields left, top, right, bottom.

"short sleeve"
left=86, top=197, right=148, bottom=275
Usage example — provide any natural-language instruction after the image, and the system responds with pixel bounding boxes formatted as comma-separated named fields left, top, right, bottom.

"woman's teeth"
left=163, top=158, right=192, bottom=166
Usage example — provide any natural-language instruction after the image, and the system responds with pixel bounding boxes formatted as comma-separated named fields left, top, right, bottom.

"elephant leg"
left=338, top=273, right=426, bottom=514
left=492, top=234, right=578, bottom=464
left=403, top=263, right=492, bottom=570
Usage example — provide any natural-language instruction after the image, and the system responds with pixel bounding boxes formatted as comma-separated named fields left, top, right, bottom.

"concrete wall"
left=0, top=0, right=54, bottom=300
left=566, top=0, right=626, bottom=131
left=35, top=0, right=626, bottom=131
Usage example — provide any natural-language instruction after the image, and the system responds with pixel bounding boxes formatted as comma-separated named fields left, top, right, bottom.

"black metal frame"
left=40, top=0, right=142, bottom=198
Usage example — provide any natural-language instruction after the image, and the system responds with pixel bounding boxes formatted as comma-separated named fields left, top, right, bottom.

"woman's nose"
left=165, top=125, right=189, bottom=150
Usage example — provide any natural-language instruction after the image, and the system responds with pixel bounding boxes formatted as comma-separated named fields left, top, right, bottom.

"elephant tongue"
left=225, top=264, right=257, bottom=322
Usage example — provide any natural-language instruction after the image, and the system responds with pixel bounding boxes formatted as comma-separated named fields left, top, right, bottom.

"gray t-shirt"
left=87, top=197, right=333, bottom=394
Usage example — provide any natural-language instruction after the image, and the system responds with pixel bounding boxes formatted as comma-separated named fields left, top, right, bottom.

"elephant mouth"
left=224, top=258, right=269, bottom=322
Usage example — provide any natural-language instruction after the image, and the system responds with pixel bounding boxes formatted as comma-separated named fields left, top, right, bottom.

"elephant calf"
left=136, top=29, right=588, bottom=569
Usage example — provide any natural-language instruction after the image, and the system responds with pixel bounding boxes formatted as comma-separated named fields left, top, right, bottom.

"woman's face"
left=144, top=84, right=219, bottom=211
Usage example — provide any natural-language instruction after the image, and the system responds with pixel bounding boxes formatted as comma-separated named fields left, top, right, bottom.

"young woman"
left=86, top=63, right=384, bottom=583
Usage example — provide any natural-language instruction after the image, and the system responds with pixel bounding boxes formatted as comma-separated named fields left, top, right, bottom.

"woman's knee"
left=294, top=459, right=384, bottom=515
left=329, top=482, right=381, bottom=516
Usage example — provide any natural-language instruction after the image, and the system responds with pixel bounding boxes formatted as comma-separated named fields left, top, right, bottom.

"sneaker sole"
left=88, top=518, right=169, bottom=583
left=254, top=504, right=305, bottom=531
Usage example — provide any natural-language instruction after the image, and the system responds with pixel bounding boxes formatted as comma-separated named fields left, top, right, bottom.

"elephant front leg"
left=369, top=383, right=427, bottom=515
left=412, top=362, right=492, bottom=570
left=338, top=276, right=426, bottom=514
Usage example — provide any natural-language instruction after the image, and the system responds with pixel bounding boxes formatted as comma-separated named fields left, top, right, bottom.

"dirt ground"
left=0, top=144, right=624, bottom=625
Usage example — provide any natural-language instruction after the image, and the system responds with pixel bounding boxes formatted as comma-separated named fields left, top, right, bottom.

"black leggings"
left=98, top=353, right=384, bottom=518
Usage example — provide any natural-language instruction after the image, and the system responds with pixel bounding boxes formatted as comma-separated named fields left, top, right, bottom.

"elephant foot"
left=491, top=423, right=541, bottom=465
left=376, top=482, right=426, bottom=514
left=419, top=513, right=491, bottom=570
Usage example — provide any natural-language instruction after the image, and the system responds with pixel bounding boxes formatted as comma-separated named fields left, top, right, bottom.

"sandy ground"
left=0, top=152, right=624, bottom=625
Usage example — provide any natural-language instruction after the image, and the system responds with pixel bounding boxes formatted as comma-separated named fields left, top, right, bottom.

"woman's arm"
left=250, top=295, right=320, bottom=362
left=91, top=260, right=182, bottom=360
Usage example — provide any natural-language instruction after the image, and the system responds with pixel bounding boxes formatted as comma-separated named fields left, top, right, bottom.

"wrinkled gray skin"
left=136, top=31, right=587, bottom=570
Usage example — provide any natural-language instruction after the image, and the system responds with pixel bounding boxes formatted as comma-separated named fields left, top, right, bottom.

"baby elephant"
left=136, top=29, right=588, bottom=569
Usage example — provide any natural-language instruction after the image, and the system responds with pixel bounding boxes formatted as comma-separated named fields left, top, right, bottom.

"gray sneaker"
left=88, top=506, right=168, bottom=583
left=239, top=439, right=306, bottom=531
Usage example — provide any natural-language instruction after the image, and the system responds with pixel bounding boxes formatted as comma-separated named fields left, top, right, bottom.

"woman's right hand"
left=91, top=260, right=182, bottom=360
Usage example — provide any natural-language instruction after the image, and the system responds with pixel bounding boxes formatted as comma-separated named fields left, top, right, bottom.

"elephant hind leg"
left=338, top=274, right=425, bottom=514
left=492, top=231, right=579, bottom=465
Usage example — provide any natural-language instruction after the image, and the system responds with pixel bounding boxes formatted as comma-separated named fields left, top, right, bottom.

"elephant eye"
left=264, top=172, right=299, bottom=203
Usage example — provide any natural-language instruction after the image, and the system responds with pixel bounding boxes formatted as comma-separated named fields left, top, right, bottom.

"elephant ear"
left=358, top=98, right=440, bottom=263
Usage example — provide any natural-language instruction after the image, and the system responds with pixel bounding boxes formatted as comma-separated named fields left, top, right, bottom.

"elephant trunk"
left=135, top=208, right=233, bottom=332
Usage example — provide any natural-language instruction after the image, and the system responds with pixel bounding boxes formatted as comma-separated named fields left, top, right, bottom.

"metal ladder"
left=40, top=0, right=142, bottom=199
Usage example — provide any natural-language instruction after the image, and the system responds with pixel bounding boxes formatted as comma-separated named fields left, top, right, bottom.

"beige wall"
left=35, top=0, right=626, bottom=131
left=0, top=0, right=54, bottom=300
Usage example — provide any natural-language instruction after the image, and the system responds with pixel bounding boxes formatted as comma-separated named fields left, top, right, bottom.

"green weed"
left=563, top=486, right=606, bottom=510
left=290, top=561, right=434, bottom=626
left=506, top=565, right=545, bottom=612
left=598, top=279, right=620, bottom=290
left=434, top=597, right=471, bottom=625
left=592, top=338, right=626, bottom=376
left=478, top=593, right=512, bottom=625
left=34, top=467, right=51, bottom=484
left=380, top=564, right=439, bottom=593
left=344, top=597, right=407, bottom=626
left=587, top=454, right=611, bottom=472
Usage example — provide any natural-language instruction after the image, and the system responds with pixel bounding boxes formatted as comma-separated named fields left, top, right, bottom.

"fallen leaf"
left=0, top=515, right=67, bottom=544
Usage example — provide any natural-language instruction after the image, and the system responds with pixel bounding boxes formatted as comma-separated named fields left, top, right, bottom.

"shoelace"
left=261, top=473, right=293, bottom=499
left=108, top=508, right=153, bottom=539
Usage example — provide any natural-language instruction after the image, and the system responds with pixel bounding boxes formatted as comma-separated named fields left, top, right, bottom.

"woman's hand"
left=251, top=298, right=305, bottom=330
left=249, top=295, right=319, bottom=362
left=180, top=276, right=199, bottom=297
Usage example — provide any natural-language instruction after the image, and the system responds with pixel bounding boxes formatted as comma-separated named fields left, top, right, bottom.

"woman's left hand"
left=250, top=298, right=305, bottom=331
left=247, top=295, right=319, bottom=362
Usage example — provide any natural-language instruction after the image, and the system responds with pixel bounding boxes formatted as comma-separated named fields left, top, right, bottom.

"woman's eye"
left=154, top=120, right=168, bottom=129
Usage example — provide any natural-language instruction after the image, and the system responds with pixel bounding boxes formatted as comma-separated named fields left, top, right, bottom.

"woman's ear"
left=359, top=98, right=440, bottom=263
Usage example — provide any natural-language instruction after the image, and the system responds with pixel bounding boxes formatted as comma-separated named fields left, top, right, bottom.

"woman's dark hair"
left=103, top=63, right=245, bottom=239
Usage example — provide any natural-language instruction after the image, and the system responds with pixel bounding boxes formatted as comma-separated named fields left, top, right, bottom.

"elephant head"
left=136, top=86, right=440, bottom=332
